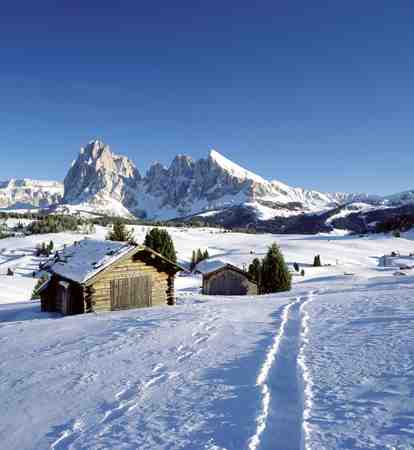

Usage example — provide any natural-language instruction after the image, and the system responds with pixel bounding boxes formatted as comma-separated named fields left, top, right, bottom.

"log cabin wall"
left=40, top=275, right=59, bottom=312
left=88, top=251, right=174, bottom=312
left=203, top=269, right=258, bottom=296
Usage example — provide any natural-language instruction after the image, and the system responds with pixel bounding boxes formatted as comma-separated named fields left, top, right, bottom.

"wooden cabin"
left=39, top=239, right=185, bottom=315
left=202, top=264, right=258, bottom=296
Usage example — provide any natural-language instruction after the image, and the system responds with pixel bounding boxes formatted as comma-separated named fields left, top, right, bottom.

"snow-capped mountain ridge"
left=61, top=140, right=389, bottom=221
left=209, top=149, right=267, bottom=184
left=4, top=140, right=412, bottom=229
left=0, top=178, right=63, bottom=210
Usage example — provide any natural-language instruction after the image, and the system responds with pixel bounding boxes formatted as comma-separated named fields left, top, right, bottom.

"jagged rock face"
left=143, top=150, right=367, bottom=216
left=0, top=179, right=63, bottom=209
left=143, top=151, right=252, bottom=213
left=63, top=140, right=141, bottom=215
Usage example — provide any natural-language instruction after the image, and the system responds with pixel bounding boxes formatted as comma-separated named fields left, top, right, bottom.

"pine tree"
left=260, top=243, right=291, bottom=293
left=196, top=248, right=203, bottom=264
left=106, top=219, right=135, bottom=243
left=248, top=257, right=262, bottom=286
left=144, top=228, right=177, bottom=262
left=190, top=250, right=197, bottom=271
left=313, top=255, right=321, bottom=267
left=203, top=249, right=209, bottom=260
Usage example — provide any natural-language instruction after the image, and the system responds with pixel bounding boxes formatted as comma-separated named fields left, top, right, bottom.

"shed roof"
left=49, top=239, right=186, bottom=285
left=202, top=263, right=257, bottom=284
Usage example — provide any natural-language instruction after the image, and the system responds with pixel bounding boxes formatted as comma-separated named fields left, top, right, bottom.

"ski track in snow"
left=298, top=291, right=318, bottom=450
left=248, top=291, right=318, bottom=450
left=248, top=300, right=294, bottom=450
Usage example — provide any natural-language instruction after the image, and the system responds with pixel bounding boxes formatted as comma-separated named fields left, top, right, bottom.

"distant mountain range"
left=1, top=139, right=413, bottom=233
left=0, top=179, right=63, bottom=210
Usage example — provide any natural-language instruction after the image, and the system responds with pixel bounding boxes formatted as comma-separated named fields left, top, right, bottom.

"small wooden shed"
left=202, top=264, right=258, bottom=296
left=39, top=239, right=185, bottom=315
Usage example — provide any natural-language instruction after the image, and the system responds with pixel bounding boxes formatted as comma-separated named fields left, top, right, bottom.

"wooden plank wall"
left=110, top=276, right=152, bottom=310
left=90, top=255, right=171, bottom=312
left=204, top=270, right=257, bottom=296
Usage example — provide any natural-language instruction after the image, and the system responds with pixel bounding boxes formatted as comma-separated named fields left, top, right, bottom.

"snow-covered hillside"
left=1, top=227, right=414, bottom=449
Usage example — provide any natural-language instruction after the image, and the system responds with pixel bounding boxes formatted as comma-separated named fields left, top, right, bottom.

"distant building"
left=39, top=239, right=186, bottom=315
left=202, top=264, right=258, bottom=296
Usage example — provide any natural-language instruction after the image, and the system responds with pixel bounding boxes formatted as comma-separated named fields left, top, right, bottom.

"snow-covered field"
left=1, top=226, right=414, bottom=449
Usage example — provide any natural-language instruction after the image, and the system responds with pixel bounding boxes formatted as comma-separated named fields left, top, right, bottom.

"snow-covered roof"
left=50, top=239, right=135, bottom=284
left=49, top=239, right=187, bottom=284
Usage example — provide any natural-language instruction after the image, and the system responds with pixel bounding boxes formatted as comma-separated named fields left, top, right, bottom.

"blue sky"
left=1, top=1, right=413, bottom=195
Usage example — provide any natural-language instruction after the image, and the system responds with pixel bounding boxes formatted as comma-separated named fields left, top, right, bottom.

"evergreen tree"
left=248, top=257, right=262, bottom=286
left=260, top=243, right=291, bottom=293
left=47, top=240, right=54, bottom=253
left=203, top=249, right=209, bottom=260
left=313, top=255, right=321, bottom=267
left=190, top=250, right=197, bottom=271
left=144, top=228, right=177, bottom=262
left=106, top=219, right=135, bottom=243
left=196, top=248, right=203, bottom=264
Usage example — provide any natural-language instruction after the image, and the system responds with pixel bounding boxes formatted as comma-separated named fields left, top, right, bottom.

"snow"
left=300, top=278, right=414, bottom=449
left=379, top=254, right=414, bottom=269
left=57, top=195, right=136, bottom=219
left=325, top=202, right=376, bottom=223
left=209, top=149, right=267, bottom=184
left=1, top=227, right=414, bottom=449
left=50, top=239, right=135, bottom=284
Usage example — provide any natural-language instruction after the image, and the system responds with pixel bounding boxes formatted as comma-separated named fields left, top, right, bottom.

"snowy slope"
left=301, top=279, right=414, bottom=449
left=1, top=265, right=414, bottom=449
left=1, top=228, right=414, bottom=448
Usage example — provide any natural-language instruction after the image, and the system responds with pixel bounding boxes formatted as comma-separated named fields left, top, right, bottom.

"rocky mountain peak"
left=63, top=141, right=141, bottom=214
left=168, top=155, right=195, bottom=177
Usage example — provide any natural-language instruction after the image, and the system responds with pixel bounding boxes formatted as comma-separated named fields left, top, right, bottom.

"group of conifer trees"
left=190, top=248, right=209, bottom=271
left=248, top=243, right=292, bottom=293
left=107, top=220, right=177, bottom=263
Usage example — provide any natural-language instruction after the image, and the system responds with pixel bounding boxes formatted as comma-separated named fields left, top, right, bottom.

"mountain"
left=63, top=140, right=381, bottom=221
left=62, top=140, right=141, bottom=217
left=0, top=179, right=63, bottom=210
left=3, top=140, right=412, bottom=234
left=51, top=139, right=414, bottom=233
